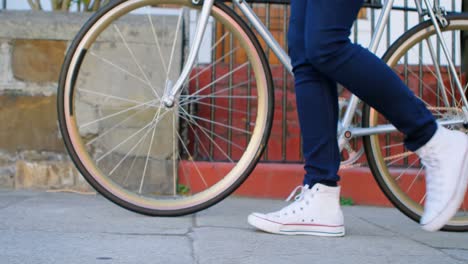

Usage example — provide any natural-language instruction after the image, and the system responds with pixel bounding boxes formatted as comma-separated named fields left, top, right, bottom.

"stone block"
left=0, top=153, right=16, bottom=188
left=15, top=159, right=93, bottom=192
left=0, top=41, right=14, bottom=85
left=0, top=160, right=14, bottom=188
left=12, top=39, right=67, bottom=83
left=0, top=11, right=89, bottom=40
left=0, top=95, right=65, bottom=152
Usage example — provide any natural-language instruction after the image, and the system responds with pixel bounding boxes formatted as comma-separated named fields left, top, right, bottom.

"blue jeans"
left=288, top=0, right=437, bottom=186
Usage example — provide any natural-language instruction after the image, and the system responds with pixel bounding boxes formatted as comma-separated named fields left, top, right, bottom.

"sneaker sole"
left=248, top=213, right=345, bottom=237
left=422, top=137, right=468, bottom=232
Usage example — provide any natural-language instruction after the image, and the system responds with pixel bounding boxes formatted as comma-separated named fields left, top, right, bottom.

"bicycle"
left=57, top=0, right=468, bottom=231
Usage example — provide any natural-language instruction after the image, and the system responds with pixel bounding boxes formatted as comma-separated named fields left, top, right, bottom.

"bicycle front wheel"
left=58, top=0, right=274, bottom=216
left=364, top=14, right=468, bottom=231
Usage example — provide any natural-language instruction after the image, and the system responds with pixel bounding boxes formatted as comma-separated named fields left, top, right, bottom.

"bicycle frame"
left=162, top=0, right=468, bottom=150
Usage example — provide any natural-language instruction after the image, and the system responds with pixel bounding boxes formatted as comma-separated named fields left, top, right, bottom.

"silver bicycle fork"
left=161, top=0, right=216, bottom=108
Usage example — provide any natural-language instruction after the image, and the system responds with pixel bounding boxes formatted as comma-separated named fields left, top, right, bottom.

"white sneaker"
left=247, top=184, right=345, bottom=236
left=416, top=126, right=468, bottom=231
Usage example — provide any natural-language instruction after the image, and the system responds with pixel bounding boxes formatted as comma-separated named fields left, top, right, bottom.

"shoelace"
left=285, top=185, right=310, bottom=202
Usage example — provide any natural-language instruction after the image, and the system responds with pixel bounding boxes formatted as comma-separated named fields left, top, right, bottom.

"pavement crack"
left=396, top=233, right=465, bottom=262
left=193, top=225, right=252, bottom=232
left=0, top=228, right=190, bottom=238
left=354, top=215, right=399, bottom=236
left=102, top=232, right=187, bottom=237
left=187, top=223, right=199, bottom=264
left=433, top=247, right=468, bottom=263
left=436, top=247, right=468, bottom=251
left=357, top=216, right=467, bottom=263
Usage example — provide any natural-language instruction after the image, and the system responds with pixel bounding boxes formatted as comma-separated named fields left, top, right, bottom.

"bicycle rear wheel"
left=364, top=14, right=468, bottom=231
left=58, top=0, right=274, bottom=216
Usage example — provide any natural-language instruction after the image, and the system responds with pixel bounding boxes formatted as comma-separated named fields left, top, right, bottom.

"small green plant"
left=27, top=0, right=110, bottom=12
left=340, top=197, right=354, bottom=206
left=177, top=184, right=190, bottom=195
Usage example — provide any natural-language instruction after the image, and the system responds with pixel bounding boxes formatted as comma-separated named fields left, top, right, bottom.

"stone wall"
left=0, top=11, right=88, bottom=190
left=0, top=10, right=181, bottom=192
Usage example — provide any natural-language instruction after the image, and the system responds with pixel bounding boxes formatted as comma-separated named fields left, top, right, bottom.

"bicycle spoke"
left=184, top=118, right=212, bottom=160
left=78, top=88, right=151, bottom=105
left=113, top=24, right=160, bottom=100
left=179, top=99, right=251, bottom=116
left=179, top=112, right=245, bottom=152
left=139, top=107, right=163, bottom=194
left=183, top=95, right=256, bottom=100
left=86, top=106, right=150, bottom=146
left=182, top=112, right=252, bottom=135
left=188, top=45, right=239, bottom=83
left=405, top=166, right=424, bottom=193
left=179, top=83, right=255, bottom=107
left=393, top=156, right=420, bottom=181
left=123, top=135, right=147, bottom=186
left=382, top=142, right=404, bottom=149
left=179, top=80, right=250, bottom=101
left=147, top=10, right=168, bottom=76
left=179, top=114, right=235, bottom=162
left=165, top=9, right=184, bottom=82
left=179, top=107, right=235, bottom=162
left=419, top=193, right=427, bottom=205
left=457, top=83, right=468, bottom=108
left=96, top=108, right=169, bottom=162
left=385, top=151, right=413, bottom=166
left=107, top=116, right=156, bottom=176
left=79, top=100, right=157, bottom=129
left=171, top=108, right=177, bottom=195
left=88, top=51, right=155, bottom=92
left=396, top=65, right=449, bottom=117
left=179, top=62, right=250, bottom=103
left=404, top=47, right=458, bottom=108
left=175, top=128, right=208, bottom=188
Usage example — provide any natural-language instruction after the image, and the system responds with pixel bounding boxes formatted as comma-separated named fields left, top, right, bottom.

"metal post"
left=2, top=0, right=6, bottom=10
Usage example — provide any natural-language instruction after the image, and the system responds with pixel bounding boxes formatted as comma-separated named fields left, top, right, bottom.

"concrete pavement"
left=0, top=189, right=467, bottom=264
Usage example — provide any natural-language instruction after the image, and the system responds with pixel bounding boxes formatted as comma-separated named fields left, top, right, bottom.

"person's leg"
left=288, top=0, right=340, bottom=187
left=294, top=66, right=340, bottom=187
left=304, top=0, right=436, bottom=151
left=247, top=0, right=345, bottom=237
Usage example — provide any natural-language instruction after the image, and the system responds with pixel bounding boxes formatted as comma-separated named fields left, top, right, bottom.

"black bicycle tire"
left=57, top=0, right=274, bottom=216
left=363, top=14, right=468, bottom=231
